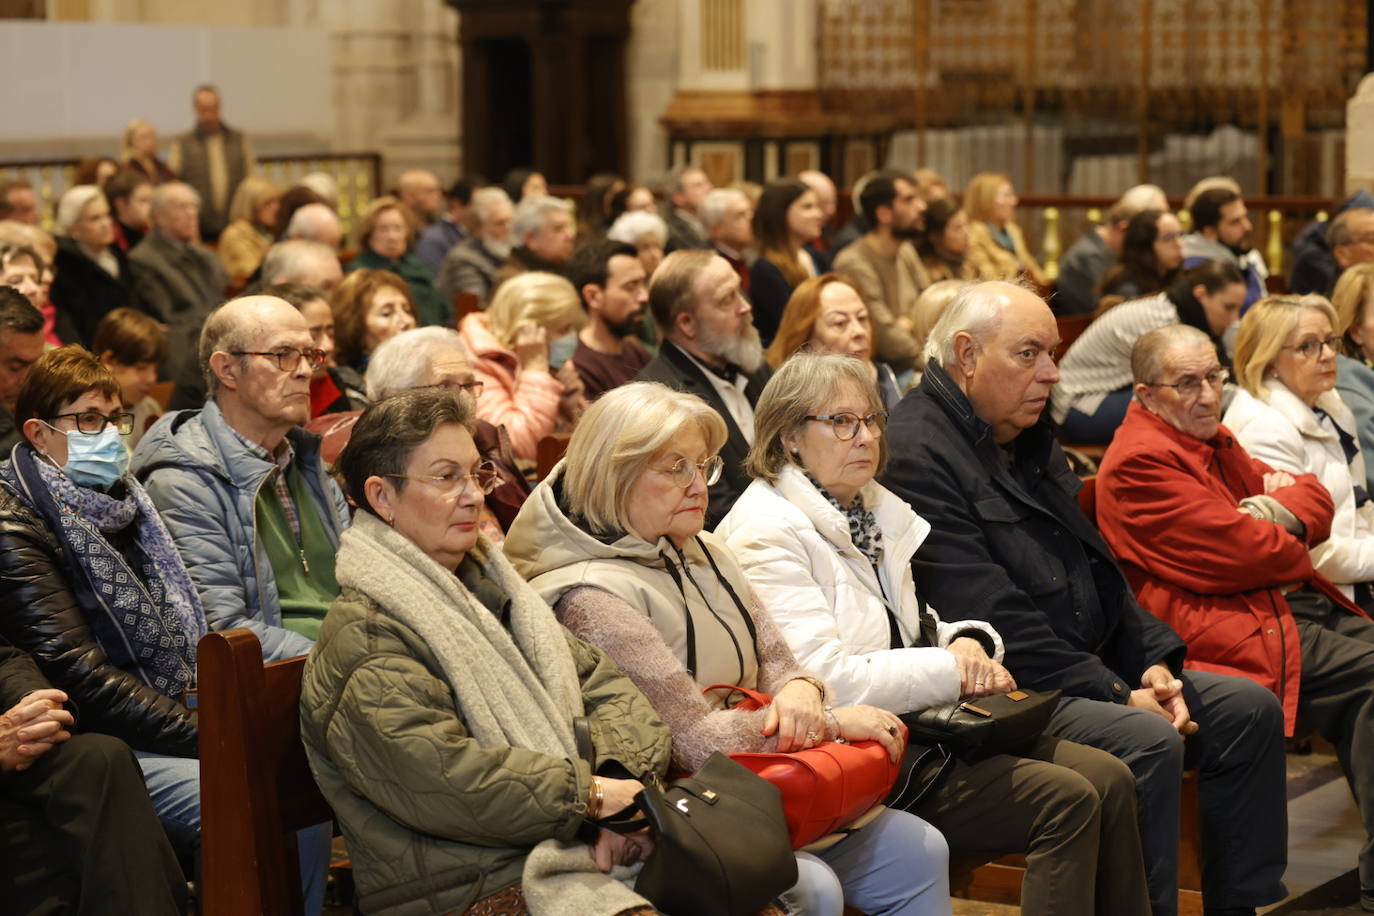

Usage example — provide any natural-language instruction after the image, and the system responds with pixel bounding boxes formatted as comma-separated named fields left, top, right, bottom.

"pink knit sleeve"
left=472, top=362, right=564, bottom=461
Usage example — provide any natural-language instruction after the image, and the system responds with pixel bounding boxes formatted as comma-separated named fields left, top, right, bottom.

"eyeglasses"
left=653, top=455, right=724, bottom=488
left=1281, top=336, right=1341, bottom=360
left=49, top=410, right=135, bottom=436
left=803, top=411, right=888, bottom=441
left=228, top=347, right=328, bottom=372
left=430, top=379, right=485, bottom=398
left=384, top=459, right=502, bottom=497
left=1143, top=367, right=1230, bottom=399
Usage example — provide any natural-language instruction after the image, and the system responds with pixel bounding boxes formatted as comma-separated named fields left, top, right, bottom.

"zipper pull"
left=300, top=548, right=311, bottom=575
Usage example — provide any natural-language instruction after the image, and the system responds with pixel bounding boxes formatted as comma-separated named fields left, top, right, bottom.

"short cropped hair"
left=198, top=301, right=256, bottom=399
left=260, top=239, right=337, bottom=286
left=365, top=326, right=470, bottom=402
left=858, top=170, right=911, bottom=227
left=471, top=187, right=513, bottom=228
left=1233, top=294, right=1339, bottom=397
left=0, top=287, right=43, bottom=334
left=264, top=282, right=329, bottom=314
left=53, top=185, right=105, bottom=237
left=104, top=169, right=150, bottom=209
left=748, top=351, right=885, bottom=484
left=562, top=381, right=728, bottom=537
left=1189, top=188, right=1241, bottom=235
left=485, top=271, right=584, bottom=348
left=606, top=211, right=667, bottom=247
left=1328, top=208, right=1374, bottom=250
left=924, top=281, right=1024, bottom=367
left=91, top=307, right=168, bottom=366
left=337, top=387, right=475, bottom=518
left=16, top=345, right=121, bottom=426
left=331, top=269, right=416, bottom=368
left=1130, top=324, right=1215, bottom=386
left=698, top=188, right=749, bottom=231
left=150, top=182, right=200, bottom=217
left=567, top=239, right=639, bottom=301
left=0, top=179, right=33, bottom=220
left=648, top=249, right=715, bottom=331
left=511, top=195, right=573, bottom=244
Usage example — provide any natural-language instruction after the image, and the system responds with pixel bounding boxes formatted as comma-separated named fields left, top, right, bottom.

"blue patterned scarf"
left=1, top=444, right=206, bottom=696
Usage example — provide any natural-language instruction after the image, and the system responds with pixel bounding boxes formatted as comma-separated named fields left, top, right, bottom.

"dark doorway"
left=477, top=38, right=533, bottom=181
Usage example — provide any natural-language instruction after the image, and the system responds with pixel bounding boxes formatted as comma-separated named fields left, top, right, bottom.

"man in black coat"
left=880, top=280, right=1288, bottom=916
left=0, top=634, right=186, bottom=914
left=635, top=250, right=770, bottom=529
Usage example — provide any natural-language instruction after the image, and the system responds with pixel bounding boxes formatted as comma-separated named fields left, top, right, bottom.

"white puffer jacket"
left=1224, top=379, right=1374, bottom=598
left=716, top=464, right=1003, bottom=714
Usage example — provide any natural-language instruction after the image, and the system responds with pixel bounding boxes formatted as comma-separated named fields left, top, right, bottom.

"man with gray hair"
left=439, top=186, right=514, bottom=305
left=494, top=194, right=575, bottom=291
left=1097, top=322, right=1374, bottom=910
left=699, top=187, right=754, bottom=291
left=284, top=202, right=343, bottom=250
left=260, top=239, right=342, bottom=292
left=132, top=295, right=349, bottom=662
left=1056, top=184, right=1168, bottom=315
left=661, top=164, right=713, bottom=253
left=128, top=181, right=227, bottom=408
left=881, top=281, right=1289, bottom=916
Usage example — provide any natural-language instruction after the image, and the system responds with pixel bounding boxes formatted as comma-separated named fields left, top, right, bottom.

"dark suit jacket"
left=51, top=238, right=133, bottom=346
left=634, top=340, right=772, bottom=530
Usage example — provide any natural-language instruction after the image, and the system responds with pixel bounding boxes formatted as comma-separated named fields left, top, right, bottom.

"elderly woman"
left=1334, top=262, right=1374, bottom=493
left=503, top=381, right=952, bottom=916
left=121, top=119, right=176, bottom=183
left=1099, top=209, right=1184, bottom=304
left=347, top=195, right=451, bottom=328
left=330, top=268, right=418, bottom=374
left=915, top=199, right=972, bottom=283
left=217, top=175, right=282, bottom=284
left=0, top=346, right=329, bottom=907
left=1051, top=260, right=1246, bottom=443
left=765, top=274, right=904, bottom=411
left=1224, top=294, right=1374, bottom=609
left=50, top=185, right=133, bottom=345
left=963, top=173, right=1047, bottom=286
left=607, top=210, right=668, bottom=280
left=459, top=270, right=587, bottom=461
left=717, top=352, right=1149, bottom=916
left=750, top=179, right=831, bottom=347
left=301, top=387, right=671, bottom=916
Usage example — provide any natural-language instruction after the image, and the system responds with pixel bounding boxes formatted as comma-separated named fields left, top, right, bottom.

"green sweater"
left=255, top=462, right=339, bottom=639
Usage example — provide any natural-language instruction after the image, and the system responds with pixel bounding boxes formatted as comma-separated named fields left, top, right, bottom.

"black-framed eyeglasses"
left=50, top=410, right=136, bottom=436
left=430, top=379, right=485, bottom=398
left=1142, top=367, right=1230, bottom=400
left=1281, top=336, right=1341, bottom=360
left=228, top=347, right=328, bottom=372
left=384, top=459, right=502, bottom=497
left=803, top=411, right=887, bottom=441
left=653, top=455, right=724, bottom=488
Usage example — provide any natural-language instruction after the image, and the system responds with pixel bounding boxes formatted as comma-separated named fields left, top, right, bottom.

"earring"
left=387, top=514, right=396, bottom=527
left=790, top=448, right=799, bottom=455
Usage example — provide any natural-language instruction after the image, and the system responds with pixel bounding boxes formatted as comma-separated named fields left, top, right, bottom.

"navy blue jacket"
left=879, top=362, right=1186, bottom=702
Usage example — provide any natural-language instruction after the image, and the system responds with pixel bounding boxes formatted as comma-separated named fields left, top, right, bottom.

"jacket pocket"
left=973, top=494, right=1068, bottom=597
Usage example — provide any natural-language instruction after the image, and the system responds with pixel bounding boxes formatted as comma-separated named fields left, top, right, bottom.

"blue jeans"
left=785, top=807, right=950, bottom=915
left=135, top=752, right=332, bottom=914
left=1059, top=388, right=1135, bottom=444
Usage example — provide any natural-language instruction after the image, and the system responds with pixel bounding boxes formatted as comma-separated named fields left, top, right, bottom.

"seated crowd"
left=6, top=95, right=1374, bottom=916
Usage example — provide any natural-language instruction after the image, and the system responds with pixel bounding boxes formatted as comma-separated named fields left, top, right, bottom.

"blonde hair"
left=1333, top=262, right=1374, bottom=356
left=120, top=118, right=153, bottom=162
left=485, top=271, right=585, bottom=348
left=1233, top=294, right=1339, bottom=397
left=353, top=195, right=415, bottom=250
left=563, top=381, right=728, bottom=537
left=227, top=175, right=282, bottom=226
left=962, top=172, right=1012, bottom=224
left=747, top=351, right=885, bottom=484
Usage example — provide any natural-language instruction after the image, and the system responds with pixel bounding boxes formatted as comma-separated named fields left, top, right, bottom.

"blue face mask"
left=44, top=424, right=129, bottom=489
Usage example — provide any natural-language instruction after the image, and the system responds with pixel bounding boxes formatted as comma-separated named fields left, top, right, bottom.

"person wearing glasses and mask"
left=716, top=352, right=1150, bottom=916
left=0, top=345, right=332, bottom=911
left=132, top=295, right=350, bottom=658
left=504, top=381, right=952, bottom=916
left=1097, top=323, right=1374, bottom=909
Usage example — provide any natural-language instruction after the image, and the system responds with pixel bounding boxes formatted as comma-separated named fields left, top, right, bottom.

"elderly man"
left=833, top=169, right=931, bottom=374
left=700, top=187, right=754, bottom=292
left=567, top=239, right=651, bottom=401
left=0, top=179, right=40, bottom=226
left=414, top=177, right=472, bottom=274
left=634, top=250, right=769, bottom=528
left=1097, top=323, right=1374, bottom=910
left=1290, top=193, right=1374, bottom=296
left=494, top=194, right=575, bottom=288
left=132, top=296, right=349, bottom=660
left=0, top=290, right=43, bottom=453
left=881, top=281, right=1288, bottom=916
left=128, top=181, right=228, bottom=408
left=259, top=239, right=342, bottom=292
left=168, top=84, right=256, bottom=242
left=661, top=164, right=713, bottom=253
left=1056, top=184, right=1168, bottom=315
left=1182, top=187, right=1267, bottom=310
left=438, top=186, right=513, bottom=305
left=395, top=169, right=444, bottom=228
left=284, top=202, right=342, bottom=250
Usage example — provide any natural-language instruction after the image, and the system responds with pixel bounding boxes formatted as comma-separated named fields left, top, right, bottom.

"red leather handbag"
left=704, top=684, right=904, bottom=849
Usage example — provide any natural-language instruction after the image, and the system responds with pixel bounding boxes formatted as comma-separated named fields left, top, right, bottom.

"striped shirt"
left=1049, top=293, right=1179, bottom=423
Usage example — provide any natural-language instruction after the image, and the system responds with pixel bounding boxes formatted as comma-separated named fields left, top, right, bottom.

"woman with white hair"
left=607, top=210, right=668, bottom=281
left=459, top=270, right=588, bottom=461
left=50, top=184, right=132, bottom=345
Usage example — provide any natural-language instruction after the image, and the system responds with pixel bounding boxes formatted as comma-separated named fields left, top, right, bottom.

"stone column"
left=1347, top=72, right=1374, bottom=195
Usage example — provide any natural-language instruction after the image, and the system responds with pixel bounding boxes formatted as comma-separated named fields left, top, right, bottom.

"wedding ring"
left=806, top=731, right=820, bottom=744
left=975, top=680, right=985, bottom=687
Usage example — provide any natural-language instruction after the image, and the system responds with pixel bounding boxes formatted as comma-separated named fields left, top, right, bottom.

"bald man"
left=132, top=296, right=350, bottom=661
left=396, top=169, right=444, bottom=227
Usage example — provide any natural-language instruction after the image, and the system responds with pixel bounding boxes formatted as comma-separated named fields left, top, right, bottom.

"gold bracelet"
left=794, top=676, right=826, bottom=703
left=589, top=776, right=604, bottom=819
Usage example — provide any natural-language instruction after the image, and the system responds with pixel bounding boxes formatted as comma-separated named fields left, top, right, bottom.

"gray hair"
left=261, top=239, right=337, bottom=286
left=923, top=282, right=1015, bottom=368
left=1328, top=207, right=1374, bottom=249
left=512, top=194, right=573, bottom=243
left=285, top=203, right=339, bottom=242
left=471, top=186, right=513, bottom=227
left=150, top=181, right=199, bottom=217
left=747, top=351, right=884, bottom=484
left=53, top=185, right=105, bottom=237
left=1131, top=324, right=1215, bottom=385
left=199, top=301, right=254, bottom=399
left=299, top=172, right=339, bottom=209
left=606, top=211, right=667, bottom=246
left=697, top=188, right=748, bottom=231
left=365, top=326, right=470, bottom=402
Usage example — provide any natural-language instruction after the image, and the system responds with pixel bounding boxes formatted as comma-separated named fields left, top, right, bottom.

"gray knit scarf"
left=334, top=512, right=647, bottom=915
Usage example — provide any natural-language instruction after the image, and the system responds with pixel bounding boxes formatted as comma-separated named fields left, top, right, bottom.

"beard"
left=698, top=319, right=764, bottom=373
left=605, top=311, right=645, bottom=339
left=484, top=234, right=514, bottom=260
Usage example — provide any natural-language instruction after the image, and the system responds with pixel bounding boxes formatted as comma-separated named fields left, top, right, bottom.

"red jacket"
left=1096, top=401, right=1361, bottom=733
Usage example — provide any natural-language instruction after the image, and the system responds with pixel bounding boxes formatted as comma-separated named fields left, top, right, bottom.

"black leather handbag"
left=901, top=688, right=1062, bottom=762
left=599, top=752, right=797, bottom=916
